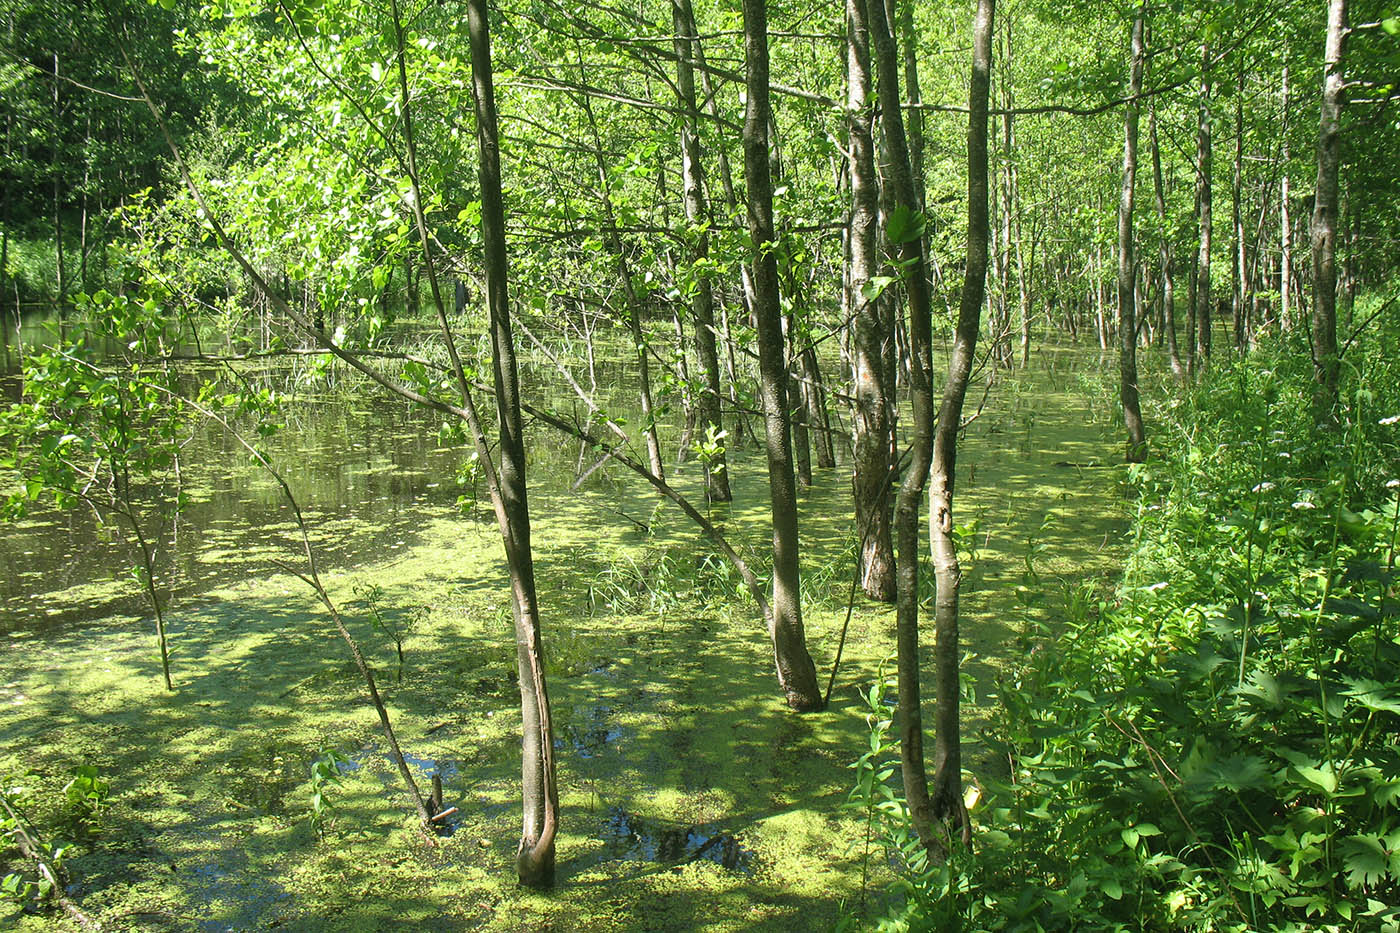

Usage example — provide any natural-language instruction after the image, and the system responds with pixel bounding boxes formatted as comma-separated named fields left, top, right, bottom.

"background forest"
left=1, top=0, right=1399, bottom=929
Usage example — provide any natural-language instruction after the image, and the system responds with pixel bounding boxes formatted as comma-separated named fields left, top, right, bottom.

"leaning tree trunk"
left=467, top=0, right=558, bottom=886
left=1310, top=0, right=1346, bottom=421
left=741, top=0, right=822, bottom=711
left=929, top=0, right=994, bottom=846
left=1193, top=41, right=1212, bottom=372
left=672, top=0, right=732, bottom=501
left=1117, top=7, right=1147, bottom=462
left=867, top=0, right=939, bottom=848
left=846, top=0, right=896, bottom=603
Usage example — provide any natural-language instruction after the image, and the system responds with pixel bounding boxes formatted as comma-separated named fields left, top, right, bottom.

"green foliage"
left=1, top=766, right=108, bottom=911
left=856, top=320, right=1400, bottom=931
left=307, top=750, right=348, bottom=839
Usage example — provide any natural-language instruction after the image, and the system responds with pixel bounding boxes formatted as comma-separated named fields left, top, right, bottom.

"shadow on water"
left=595, top=806, right=756, bottom=875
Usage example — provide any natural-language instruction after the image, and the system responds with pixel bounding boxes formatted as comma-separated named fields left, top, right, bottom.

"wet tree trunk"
left=846, top=0, right=896, bottom=603
left=467, top=0, right=558, bottom=885
left=929, top=0, right=993, bottom=846
left=741, top=0, right=822, bottom=711
left=672, top=0, right=732, bottom=500
left=1193, top=42, right=1212, bottom=373
left=1150, top=102, right=1181, bottom=377
left=1310, top=0, right=1346, bottom=420
left=1117, top=8, right=1147, bottom=462
left=868, top=0, right=939, bottom=848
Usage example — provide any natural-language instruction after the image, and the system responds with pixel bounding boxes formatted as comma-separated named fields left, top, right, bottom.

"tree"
left=740, top=0, right=822, bottom=712
left=929, top=0, right=993, bottom=845
left=1310, top=0, right=1346, bottom=420
left=845, top=0, right=897, bottom=604
left=1117, top=6, right=1147, bottom=462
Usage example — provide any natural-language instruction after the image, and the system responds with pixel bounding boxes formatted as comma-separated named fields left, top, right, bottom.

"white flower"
left=1387, top=479, right=1400, bottom=490
left=1292, top=500, right=1317, bottom=510
left=1252, top=482, right=1277, bottom=493
left=1380, top=414, right=1400, bottom=425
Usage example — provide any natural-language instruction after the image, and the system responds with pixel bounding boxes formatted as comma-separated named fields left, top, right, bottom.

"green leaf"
left=1339, top=834, right=1400, bottom=888
left=860, top=275, right=895, bottom=303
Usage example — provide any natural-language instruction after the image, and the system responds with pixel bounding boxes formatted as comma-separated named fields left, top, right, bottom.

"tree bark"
left=1117, top=8, right=1147, bottom=462
left=846, top=0, right=896, bottom=603
left=1310, top=0, right=1346, bottom=420
left=1280, top=67, right=1292, bottom=334
left=467, top=0, right=558, bottom=886
left=867, top=0, right=939, bottom=848
left=1193, top=41, right=1212, bottom=372
left=1149, top=102, right=1183, bottom=377
left=672, top=0, right=732, bottom=501
left=740, top=0, right=822, bottom=711
left=928, top=0, right=993, bottom=846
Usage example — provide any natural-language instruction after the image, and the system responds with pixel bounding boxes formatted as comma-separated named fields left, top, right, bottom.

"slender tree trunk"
left=51, top=51, right=66, bottom=312
left=1231, top=71, right=1246, bottom=351
left=672, top=0, right=732, bottom=500
left=846, top=0, right=896, bottom=603
left=741, top=0, right=822, bottom=711
left=1280, top=68, right=1292, bottom=334
left=867, top=0, right=940, bottom=848
left=1194, top=41, right=1212, bottom=372
left=576, top=88, right=667, bottom=482
left=928, top=0, right=994, bottom=846
left=1149, top=102, right=1183, bottom=377
left=1311, top=0, right=1346, bottom=419
left=467, top=0, right=558, bottom=885
left=1117, top=8, right=1147, bottom=462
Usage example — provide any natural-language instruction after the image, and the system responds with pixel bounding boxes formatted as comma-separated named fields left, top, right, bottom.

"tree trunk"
left=1231, top=71, right=1246, bottom=351
left=467, top=0, right=558, bottom=886
left=846, top=0, right=896, bottom=603
left=1149, top=102, right=1183, bottom=377
left=740, top=0, right=822, bottom=711
left=1193, top=41, right=1212, bottom=372
left=867, top=0, right=940, bottom=849
left=1117, top=8, right=1147, bottom=462
left=1310, top=0, right=1346, bottom=420
left=1280, top=68, right=1292, bottom=334
left=929, top=0, right=994, bottom=846
left=576, top=90, right=667, bottom=483
left=672, top=0, right=732, bottom=501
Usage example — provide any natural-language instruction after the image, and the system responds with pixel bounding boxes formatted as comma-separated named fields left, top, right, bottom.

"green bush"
left=852, top=310, right=1400, bottom=931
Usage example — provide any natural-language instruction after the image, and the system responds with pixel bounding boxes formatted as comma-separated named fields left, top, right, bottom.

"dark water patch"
left=557, top=704, right=628, bottom=760
left=189, top=856, right=292, bottom=931
left=595, top=807, right=755, bottom=874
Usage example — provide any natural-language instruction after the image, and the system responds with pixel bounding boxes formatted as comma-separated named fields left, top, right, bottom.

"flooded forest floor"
left=1, top=352, right=1127, bottom=931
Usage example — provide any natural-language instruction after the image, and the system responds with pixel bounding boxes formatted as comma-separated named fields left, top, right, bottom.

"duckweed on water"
left=0, top=364, right=1123, bottom=930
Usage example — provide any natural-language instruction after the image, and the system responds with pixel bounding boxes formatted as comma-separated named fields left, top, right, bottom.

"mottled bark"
left=672, top=0, right=731, bottom=501
left=929, top=0, right=994, bottom=845
left=1193, top=42, right=1212, bottom=372
left=1117, top=9, right=1146, bottom=462
left=1311, top=0, right=1346, bottom=420
left=868, top=0, right=938, bottom=848
left=467, top=0, right=558, bottom=885
left=741, top=0, right=822, bottom=711
left=846, top=0, right=896, bottom=603
left=1151, top=99, right=1179, bottom=375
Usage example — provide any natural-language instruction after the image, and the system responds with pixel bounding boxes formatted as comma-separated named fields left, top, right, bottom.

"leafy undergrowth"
left=858, top=319, right=1400, bottom=931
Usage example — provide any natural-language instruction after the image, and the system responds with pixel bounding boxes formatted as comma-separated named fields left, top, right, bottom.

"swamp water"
left=1, top=348, right=1125, bottom=930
